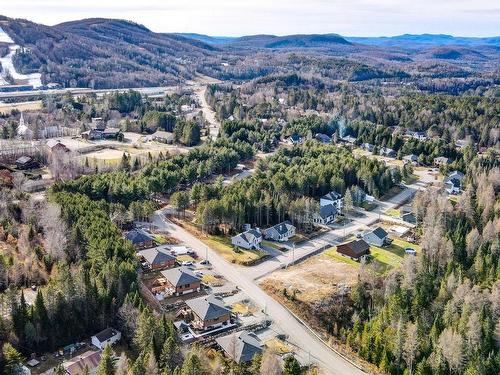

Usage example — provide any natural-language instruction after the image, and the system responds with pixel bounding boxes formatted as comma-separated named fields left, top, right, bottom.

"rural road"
left=193, top=84, right=220, bottom=138
left=152, top=211, right=366, bottom=375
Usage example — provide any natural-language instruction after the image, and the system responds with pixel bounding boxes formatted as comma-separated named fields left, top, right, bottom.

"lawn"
left=384, top=208, right=401, bottom=218
left=202, top=235, right=267, bottom=265
left=323, top=248, right=361, bottom=268
left=176, top=254, right=196, bottom=263
left=324, top=238, right=421, bottom=274
left=262, top=240, right=288, bottom=252
left=265, top=338, right=293, bottom=354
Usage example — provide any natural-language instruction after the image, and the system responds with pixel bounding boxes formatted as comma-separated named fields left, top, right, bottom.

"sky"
left=0, top=0, right=499, bottom=37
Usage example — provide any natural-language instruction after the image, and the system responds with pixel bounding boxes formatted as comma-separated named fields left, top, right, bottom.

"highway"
left=152, top=211, right=366, bottom=375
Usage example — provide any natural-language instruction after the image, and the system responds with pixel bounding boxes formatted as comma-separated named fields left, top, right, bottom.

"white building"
left=91, top=328, right=121, bottom=350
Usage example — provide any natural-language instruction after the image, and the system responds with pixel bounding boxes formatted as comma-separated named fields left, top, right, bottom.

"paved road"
left=152, top=212, right=366, bottom=375
left=193, top=84, right=220, bottom=138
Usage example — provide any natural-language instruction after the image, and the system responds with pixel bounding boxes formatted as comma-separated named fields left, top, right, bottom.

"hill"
left=346, top=34, right=500, bottom=48
left=0, top=16, right=215, bottom=88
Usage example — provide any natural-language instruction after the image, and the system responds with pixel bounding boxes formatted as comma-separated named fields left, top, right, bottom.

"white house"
left=403, top=154, right=418, bottom=165
left=363, top=227, right=389, bottom=247
left=320, top=191, right=343, bottom=210
left=444, top=170, right=465, bottom=194
left=91, top=328, right=121, bottom=350
left=263, top=221, right=296, bottom=242
left=231, top=229, right=262, bottom=250
left=313, top=204, right=337, bottom=225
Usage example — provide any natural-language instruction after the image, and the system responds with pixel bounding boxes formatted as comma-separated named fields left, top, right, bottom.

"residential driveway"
left=152, top=211, right=366, bottom=375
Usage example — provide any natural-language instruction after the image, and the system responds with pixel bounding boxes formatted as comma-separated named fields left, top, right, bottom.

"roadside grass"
left=384, top=208, right=401, bottom=218
left=403, top=174, right=418, bottom=184
left=262, top=240, right=287, bottom=252
left=202, top=235, right=266, bottom=265
left=323, top=248, right=361, bottom=268
left=176, top=254, right=196, bottom=263
left=202, top=274, right=224, bottom=286
left=232, top=302, right=251, bottom=316
left=265, top=338, right=293, bottom=354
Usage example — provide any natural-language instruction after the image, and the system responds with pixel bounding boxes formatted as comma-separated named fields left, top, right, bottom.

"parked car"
left=200, top=259, right=211, bottom=265
left=405, top=248, right=417, bottom=255
left=181, top=261, right=193, bottom=267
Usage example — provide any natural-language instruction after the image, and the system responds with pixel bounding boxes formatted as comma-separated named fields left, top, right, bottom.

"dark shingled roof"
left=186, top=294, right=231, bottom=321
left=93, top=327, right=120, bottom=343
left=161, top=266, right=200, bottom=287
left=371, top=227, right=388, bottom=240
left=319, top=203, right=337, bottom=219
left=138, top=247, right=175, bottom=265
left=265, top=221, right=294, bottom=236
left=125, top=229, right=153, bottom=244
left=216, top=330, right=263, bottom=363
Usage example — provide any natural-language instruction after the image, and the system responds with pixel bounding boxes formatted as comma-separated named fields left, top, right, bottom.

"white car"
left=181, top=261, right=194, bottom=267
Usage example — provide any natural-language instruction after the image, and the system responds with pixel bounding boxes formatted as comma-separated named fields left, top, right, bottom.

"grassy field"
left=326, top=238, right=421, bottom=274
left=202, top=235, right=267, bottom=265
left=262, top=240, right=287, bottom=251
left=384, top=208, right=401, bottom=217
left=265, top=338, right=293, bottom=354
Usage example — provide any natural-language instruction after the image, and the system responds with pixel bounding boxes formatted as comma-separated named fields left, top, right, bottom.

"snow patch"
left=0, top=45, right=42, bottom=88
left=0, top=27, right=14, bottom=44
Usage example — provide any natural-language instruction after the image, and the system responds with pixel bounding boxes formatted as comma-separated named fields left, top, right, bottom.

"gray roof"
left=125, top=229, right=153, bottom=244
left=322, top=191, right=342, bottom=202
left=103, top=127, right=121, bottom=134
left=93, top=328, right=120, bottom=343
left=403, top=154, right=418, bottom=161
left=16, top=156, right=32, bottom=164
left=447, top=170, right=464, bottom=180
left=138, top=247, right=175, bottom=265
left=161, top=267, right=200, bottom=287
left=234, top=229, right=262, bottom=245
left=319, top=204, right=337, bottom=219
left=216, top=330, right=263, bottom=363
left=186, top=294, right=231, bottom=321
left=152, top=130, right=174, bottom=140
left=371, top=227, right=388, bottom=239
left=265, top=221, right=294, bottom=236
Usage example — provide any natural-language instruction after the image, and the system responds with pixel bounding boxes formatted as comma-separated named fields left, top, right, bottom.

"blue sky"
left=1, top=0, right=499, bottom=36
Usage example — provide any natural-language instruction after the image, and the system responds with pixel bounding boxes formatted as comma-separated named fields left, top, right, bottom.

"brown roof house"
left=62, top=350, right=101, bottom=375
left=160, top=267, right=202, bottom=297
left=184, top=295, right=232, bottom=331
left=137, top=246, right=176, bottom=271
left=336, top=239, right=370, bottom=261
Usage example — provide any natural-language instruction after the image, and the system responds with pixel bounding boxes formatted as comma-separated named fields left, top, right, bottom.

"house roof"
left=125, top=229, right=153, bottom=244
left=403, top=154, right=418, bottom=161
left=370, top=227, right=388, bottom=239
left=16, top=156, right=32, bottom=164
left=216, top=330, right=263, bottom=363
left=186, top=294, right=231, bottom=321
left=46, top=139, right=68, bottom=150
left=93, top=328, right=120, bottom=343
left=447, top=170, right=464, bottom=180
left=265, top=221, right=294, bottom=236
left=288, top=134, right=302, bottom=142
left=153, top=130, right=175, bottom=140
left=434, top=156, right=449, bottom=163
left=138, top=247, right=175, bottom=265
left=63, top=350, right=101, bottom=375
left=161, top=267, right=200, bottom=287
left=322, top=191, right=342, bottom=202
left=234, top=229, right=262, bottom=245
left=319, top=204, right=337, bottom=219
left=314, top=133, right=331, bottom=143
left=103, top=127, right=121, bottom=134
left=338, top=239, right=370, bottom=256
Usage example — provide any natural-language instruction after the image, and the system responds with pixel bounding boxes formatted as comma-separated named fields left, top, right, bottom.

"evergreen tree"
left=97, top=345, right=115, bottom=375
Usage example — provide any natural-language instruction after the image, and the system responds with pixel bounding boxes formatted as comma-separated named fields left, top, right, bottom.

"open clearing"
left=261, top=254, right=359, bottom=303
left=0, top=100, right=43, bottom=114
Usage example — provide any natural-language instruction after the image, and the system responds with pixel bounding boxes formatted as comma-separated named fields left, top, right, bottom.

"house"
left=231, top=229, right=262, bottom=250
left=160, top=267, right=202, bottom=296
left=125, top=229, right=155, bottom=250
left=137, top=247, right=176, bottom=271
left=185, top=295, right=231, bottom=331
left=81, top=129, right=102, bottom=140
left=287, top=134, right=303, bottom=145
left=407, top=130, right=428, bottom=141
left=46, top=140, right=70, bottom=153
left=312, top=204, right=337, bottom=225
left=433, top=156, right=450, bottom=166
left=263, top=221, right=296, bottom=242
left=216, top=330, right=263, bottom=364
left=444, top=170, right=465, bottom=194
left=91, top=328, right=121, bottom=350
left=380, top=147, right=396, bottom=157
left=62, top=350, right=101, bottom=375
left=102, top=128, right=121, bottom=139
left=320, top=191, right=343, bottom=210
left=15, top=156, right=38, bottom=170
left=363, top=227, right=389, bottom=247
left=361, top=143, right=374, bottom=152
left=314, top=133, right=331, bottom=144
left=402, top=154, right=418, bottom=165
left=152, top=130, right=175, bottom=144
left=341, top=135, right=357, bottom=144
left=336, top=240, right=370, bottom=261
left=91, top=117, right=106, bottom=131
left=402, top=212, right=417, bottom=224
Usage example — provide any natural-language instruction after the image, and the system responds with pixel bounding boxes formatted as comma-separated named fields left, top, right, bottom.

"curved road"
left=153, top=211, right=366, bottom=375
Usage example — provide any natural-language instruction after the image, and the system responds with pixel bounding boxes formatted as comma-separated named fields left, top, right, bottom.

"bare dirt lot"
left=260, top=254, right=359, bottom=303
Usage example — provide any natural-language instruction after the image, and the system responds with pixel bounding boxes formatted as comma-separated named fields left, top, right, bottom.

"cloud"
left=1, top=0, right=499, bottom=36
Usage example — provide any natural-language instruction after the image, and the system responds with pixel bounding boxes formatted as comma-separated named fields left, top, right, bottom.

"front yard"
left=202, top=235, right=267, bottom=265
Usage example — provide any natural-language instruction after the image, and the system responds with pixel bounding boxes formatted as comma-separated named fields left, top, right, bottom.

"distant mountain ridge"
left=346, top=34, right=500, bottom=48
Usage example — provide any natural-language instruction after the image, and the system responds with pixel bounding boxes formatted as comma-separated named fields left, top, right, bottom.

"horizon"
left=1, top=0, right=499, bottom=38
